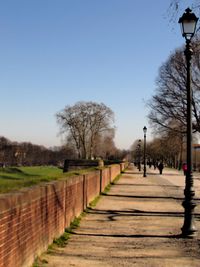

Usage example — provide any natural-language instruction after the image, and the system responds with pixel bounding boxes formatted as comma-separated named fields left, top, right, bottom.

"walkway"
left=41, top=164, right=200, bottom=267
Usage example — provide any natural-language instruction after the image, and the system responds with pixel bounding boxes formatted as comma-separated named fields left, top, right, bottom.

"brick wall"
left=0, top=163, right=126, bottom=267
left=110, top=164, right=121, bottom=182
left=100, top=168, right=110, bottom=192
left=84, top=170, right=101, bottom=205
left=64, top=175, right=84, bottom=227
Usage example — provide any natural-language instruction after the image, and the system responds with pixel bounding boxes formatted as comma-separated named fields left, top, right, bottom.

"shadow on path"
left=101, top=192, right=184, bottom=201
left=87, top=207, right=184, bottom=218
left=71, top=231, right=183, bottom=239
left=113, top=183, right=180, bottom=188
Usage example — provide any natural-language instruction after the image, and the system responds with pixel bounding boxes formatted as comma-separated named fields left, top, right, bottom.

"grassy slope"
left=0, top=166, right=66, bottom=193
left=0, top=166, right=99, bottom=194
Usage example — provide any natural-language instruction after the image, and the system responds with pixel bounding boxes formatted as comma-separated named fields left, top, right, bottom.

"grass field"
left=0, top=166, right=69, bottom=194
left=0, top=166, right=99, bottom=194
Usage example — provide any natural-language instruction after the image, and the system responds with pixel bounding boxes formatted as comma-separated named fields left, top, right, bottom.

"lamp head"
left=143, top=126, right=147, bottom=134
left=178, top=8, right=198, bottom=40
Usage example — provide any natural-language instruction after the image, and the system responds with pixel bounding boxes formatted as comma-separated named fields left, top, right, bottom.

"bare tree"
left=145, top=133, right=181, bottom=168
left=94, top=129, right=117, bottom=159
left=148, top=37, right=200, bottom=135
left=56, top=101, right=115, bottom=159
left=168, top=1, right=200, bottom=26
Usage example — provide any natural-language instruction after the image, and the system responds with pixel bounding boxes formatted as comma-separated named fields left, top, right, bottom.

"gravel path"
left=39, top=164, right=200, bottom=267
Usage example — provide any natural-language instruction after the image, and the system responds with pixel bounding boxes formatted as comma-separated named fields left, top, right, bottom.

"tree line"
left=132, top=1, right=200, bottom=168
left=131, top=133, right=183, bottom=170
left=0, top=136, right=73, bottom=167
left=0, top=101, right=128, bottom=167
left=0, top=135, right=127, bottom=167
left=147, top=30, right=200, bottom=168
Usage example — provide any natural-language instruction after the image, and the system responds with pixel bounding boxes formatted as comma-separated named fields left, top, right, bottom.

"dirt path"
left=39, top=165, right=200, bottom=267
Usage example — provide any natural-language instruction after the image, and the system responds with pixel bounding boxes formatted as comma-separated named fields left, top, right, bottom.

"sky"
left=0, top=0, right=196, bottom=149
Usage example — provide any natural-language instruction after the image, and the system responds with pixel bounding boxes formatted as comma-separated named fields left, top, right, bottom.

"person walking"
left=182, top=163, right=187, bottom=175
left=158, top=162, right=164, bottom=174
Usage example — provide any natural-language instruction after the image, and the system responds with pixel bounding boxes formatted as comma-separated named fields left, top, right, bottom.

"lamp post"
left=143, top=126, right=147, bottom=177
left=137, top=139, right=141, bottom=171
left=178, top=8, right=198, bottom=237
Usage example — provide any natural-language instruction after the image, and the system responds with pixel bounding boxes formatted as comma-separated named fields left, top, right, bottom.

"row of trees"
left=0, top=136, right=76, bottom=167
left=146, top=15, right=200, bottom=166
left=0, top=101, right=128, bottom=167
left=0, top=135, right=128, bottom=167
left=167, top=0, right=200, bottom=27
left=148, top=37, right=200, bottom=135
left=131, top=132, right=185, bottom=170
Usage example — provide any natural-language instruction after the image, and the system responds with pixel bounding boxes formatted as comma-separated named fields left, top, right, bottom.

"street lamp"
left=137, top=139, right=141, bottom=171
left=178, top=8, right=198, bottom=237
left=143, top=126, right=147, bottom=177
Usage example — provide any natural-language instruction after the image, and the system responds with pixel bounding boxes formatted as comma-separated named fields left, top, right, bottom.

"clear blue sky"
left=0, top=0, right=193, bottom=149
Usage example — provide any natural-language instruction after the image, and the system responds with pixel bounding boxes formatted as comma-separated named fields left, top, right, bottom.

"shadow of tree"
left=101, top=192, right=185, bottom=201
left=71, top=231, right=183, bottom=239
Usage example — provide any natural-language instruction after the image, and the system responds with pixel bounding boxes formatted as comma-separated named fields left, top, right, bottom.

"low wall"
left=0, top=163, right=127, bottom=267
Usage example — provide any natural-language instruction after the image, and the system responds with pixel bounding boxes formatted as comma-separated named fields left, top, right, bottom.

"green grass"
left=32, top=215, right=84, bottom=266
left=0, top=166, right=65, bottom=193
left=111, top=173, right=122, bottom=184
left=32, top=258, right=48, bottom=267
left=0, top=165, right=124, bottom=194
left=47, top=215, right=83, bottom=253
left=0, top=166, right=98, bottom=194
left=0, top=166, right=103, bottom=194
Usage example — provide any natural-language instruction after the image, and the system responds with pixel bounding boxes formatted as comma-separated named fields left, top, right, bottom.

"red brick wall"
left=0, top=180, right=67, bottom=267
left=64, top=175, right=84, bottom=227
left=84, top=170, right=100, bottom=205
left=0, top=164, right=125, bottom=267
left=110, top=164, right=121, bottom=182
left=100, top=168, right=110, bottom=192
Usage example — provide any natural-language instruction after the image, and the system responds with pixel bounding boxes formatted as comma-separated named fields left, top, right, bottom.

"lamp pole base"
left=181, top=189, right=197, bottom=238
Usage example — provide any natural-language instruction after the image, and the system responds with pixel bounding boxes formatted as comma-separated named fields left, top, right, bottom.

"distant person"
left=153, top=161, right=157, bottom=170
left=182, top=163, right=187, bottom=175
left=158, top=162, right=164, bottom=174
left=148, top=161, right=152, bottom=168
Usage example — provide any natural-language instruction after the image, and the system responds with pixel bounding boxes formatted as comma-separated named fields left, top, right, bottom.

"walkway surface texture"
left=42, top=164, right=200, bottom=267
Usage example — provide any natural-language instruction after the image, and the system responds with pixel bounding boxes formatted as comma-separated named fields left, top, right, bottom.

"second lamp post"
left=143, top=126, right=147, bottom=177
